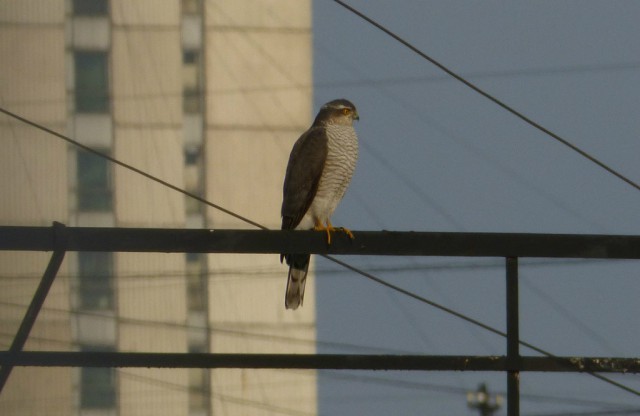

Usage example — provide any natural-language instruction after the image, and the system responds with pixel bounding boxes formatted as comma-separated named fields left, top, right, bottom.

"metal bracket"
left=0, top=222, right=67, bottom=394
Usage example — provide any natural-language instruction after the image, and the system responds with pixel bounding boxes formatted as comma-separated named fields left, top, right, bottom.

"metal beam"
left=1, top=352, right=639, bottom=372
left=2, top=225, right=640, bottom=259
left=0, top=223, right=66, bottom=393
left=506, top=257, right=520, bottom=416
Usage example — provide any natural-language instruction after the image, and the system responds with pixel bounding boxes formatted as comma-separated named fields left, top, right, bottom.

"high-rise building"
left=0, top=1, right=315, bottom=415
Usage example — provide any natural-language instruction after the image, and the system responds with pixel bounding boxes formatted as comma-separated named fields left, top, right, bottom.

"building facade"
left=0, top=1, right=315, bottom=415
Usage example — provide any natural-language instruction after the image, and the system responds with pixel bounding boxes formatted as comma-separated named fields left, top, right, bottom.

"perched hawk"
left=280, top=99, right=360, bottom=309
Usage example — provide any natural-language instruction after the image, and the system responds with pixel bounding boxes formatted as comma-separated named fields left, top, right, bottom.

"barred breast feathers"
left=320, top=124, right=359, bottom=201
left=326, top=125, right=359, bottom=166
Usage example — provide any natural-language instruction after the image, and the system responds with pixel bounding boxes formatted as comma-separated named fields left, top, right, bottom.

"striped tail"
left=283, top=254, right=310, bottom=310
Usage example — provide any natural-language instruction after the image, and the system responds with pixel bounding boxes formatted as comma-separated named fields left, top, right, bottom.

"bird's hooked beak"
left=353, top=111, right=360, bottom=121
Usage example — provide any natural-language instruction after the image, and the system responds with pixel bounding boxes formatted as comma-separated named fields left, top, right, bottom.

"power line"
left=4, top=328, right=629, bottom=412
left=322, top=255, right=640, bottom=398
left=520, top=275, right=623, bottom=355
left=314, top=39, right=610, bottom=233
left=332, top=0, right=640, bottom=195
left=5, top=58, right=640, bottom=108
left=317, top=61, right=640, bottom=89
left=117, top=370, right=313, bottom=416
left=0, top=324, right=632, bottom=412
left=360, top=140, right=467, bottom=230
left=1, top=323, right=637, bottom=412
left=322, top=372, right=640, bottom=412
left=0, top=300, right=413, bottom=354
left=0, top=258, right=608, bottom=283
left=0, top=107, right=264, bottom=230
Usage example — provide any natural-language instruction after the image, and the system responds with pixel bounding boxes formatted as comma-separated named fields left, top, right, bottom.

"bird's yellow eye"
left=342, top=108, right=351, bottom=115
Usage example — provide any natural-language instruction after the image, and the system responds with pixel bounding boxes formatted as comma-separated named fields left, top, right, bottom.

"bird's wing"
left=281, top=126, right=328, bottom=230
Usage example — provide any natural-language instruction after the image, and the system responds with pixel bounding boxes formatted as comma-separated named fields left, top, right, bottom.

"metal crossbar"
left=1, top=223, right=639, bottom=415
left=1, top=352, right=639, bottom=372
left=2, top=225, right=640, bottom=258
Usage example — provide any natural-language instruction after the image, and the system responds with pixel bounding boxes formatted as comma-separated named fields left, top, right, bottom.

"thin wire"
left=118, top=370, right=316, bottom=416
left=117, top=0, right=183, bottom=221
left=361, top=140, right=467, bottom=230
left=0, top=300, right=413, bottom=354
left=332, top=0, right=640, bottom=194
left=0, top=323, right=632, bottom=410
left=323, top=372, right=634, bottom=410
left=0, top=107, right=265, bottom=230
left=521, top=275, right=622, bottom=355
left=0, top=96, right=45, bottom=221
left=0, top=258, right=610, bottom=283
left=318, top=60, right=640, bottom=89
left=4, top=60, right=640, bottom=107
left=2, top=106, right=638, bottom=397
left=314, top=40, right=609, bottom=233
left=322, top=254, right=640, bottom=398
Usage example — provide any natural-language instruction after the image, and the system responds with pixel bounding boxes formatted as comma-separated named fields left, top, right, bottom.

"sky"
left=310, top=1, right=640, bottom=415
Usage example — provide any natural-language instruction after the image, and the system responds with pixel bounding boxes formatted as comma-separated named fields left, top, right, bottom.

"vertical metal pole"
left=506, top=257, right=520, bottom=416
left=0, top=223, right=66, bottom=394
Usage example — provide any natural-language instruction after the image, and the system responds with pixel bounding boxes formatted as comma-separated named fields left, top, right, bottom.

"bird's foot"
left=337, top=227, right=355, bottom=240
left=314, top=221, right=355, bottom=245
left=314, top=222, right=334, bottom=245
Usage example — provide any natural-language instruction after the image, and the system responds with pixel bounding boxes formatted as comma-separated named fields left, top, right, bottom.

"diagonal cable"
left=0, top=107, right=265, bottom=231
left=323, top=255, right=640, bottom=397
left=332, top=0, right=640, bottom=194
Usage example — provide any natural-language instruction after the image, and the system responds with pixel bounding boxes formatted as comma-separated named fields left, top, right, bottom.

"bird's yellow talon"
left=340, top=227, right=355, bottom=240
left=314, top=221, right=353, bottom=244
left=314, top=221, right=332, bottom=244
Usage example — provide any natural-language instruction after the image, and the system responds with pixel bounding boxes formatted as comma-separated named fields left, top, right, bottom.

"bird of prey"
left=280, top=99, right=360, bottom=309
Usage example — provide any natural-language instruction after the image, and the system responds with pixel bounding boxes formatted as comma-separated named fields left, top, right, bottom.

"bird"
left=280, top=98, right=360, bottom=309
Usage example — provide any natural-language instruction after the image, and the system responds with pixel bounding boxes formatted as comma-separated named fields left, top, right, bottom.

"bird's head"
left=314, top=99, right=359, bottom=126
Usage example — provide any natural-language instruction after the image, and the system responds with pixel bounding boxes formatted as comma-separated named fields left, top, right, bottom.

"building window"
left=75, top=51, right=109, bottom=113
left=186, top=252, right=207, bottom=312
left=181, top=0, right=201, bottom=15
left=183, top=51, right=202, bottom=113
left=188, top=345, right=209, bottom=412
left=80, top=346, right=116, bottom=409
left=77, top=150, right=112, bottom=211
left=73, top=0, right=109, bottom=16
left=184, top=146, right=204, bottom=215
left=78, top=252, right=113, bottom=310
left=188, top=368, right=208, bottom=411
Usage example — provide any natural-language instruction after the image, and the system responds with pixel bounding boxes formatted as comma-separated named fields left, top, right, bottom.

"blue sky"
left=311, top=2, right=640, bottom=415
